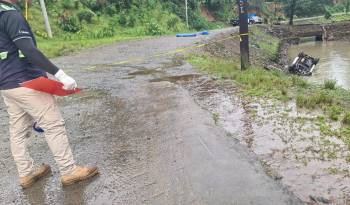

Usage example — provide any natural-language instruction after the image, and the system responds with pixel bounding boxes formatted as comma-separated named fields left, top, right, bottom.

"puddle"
left=150, top=74, right=201, bottom=83
left=128, top=69, right=164, bottom=76
left=160, top=55, right=185, bottom=69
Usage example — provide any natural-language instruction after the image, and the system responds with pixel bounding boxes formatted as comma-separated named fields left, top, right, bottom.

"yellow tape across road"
left=85, top=33, right=249, bottom=71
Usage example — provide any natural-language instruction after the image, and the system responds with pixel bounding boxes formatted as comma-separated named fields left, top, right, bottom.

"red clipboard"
left=21, top=77, right=81, bottom=96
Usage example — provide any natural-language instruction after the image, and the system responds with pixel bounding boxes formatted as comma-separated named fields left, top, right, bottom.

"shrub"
left=167, top=15, right=180, bottom=29
left=191, top=16, right=209, bottom=30
left=106, top=4, right=117, bottom=16
left=77, top=9, right=94, bottom=23
left=325, top=10, right=332, bottom=19
left=118, top=14, right=136, bottom=27
left=58, top=15, right=80, bottom=33
left=118, top=14, right=127, bottom=26
left=146, top=22, right=164, bottom=36
left=61, top=0, right=75, bottom=9
left=324, top=79, right=337, bottom=90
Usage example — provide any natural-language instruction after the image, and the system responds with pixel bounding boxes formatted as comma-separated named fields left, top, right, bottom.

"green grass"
left=187, top=54, right=293, bottom=101
left=296, top=90, right=333, bottom=109
left=327, top=105, right=343, bottom=121
left=250, top=26, right=280, bottom=62
left=324, top=79, right=337, bottom=90
left=187, top=53, right=350, bottom=151
left=343, top=112, right=350, bottom=125
left=37, top=36, right=143, bottom=58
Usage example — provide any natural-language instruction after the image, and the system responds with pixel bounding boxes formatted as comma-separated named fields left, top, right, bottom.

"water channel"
left=288, top=40, right=350, bottom=89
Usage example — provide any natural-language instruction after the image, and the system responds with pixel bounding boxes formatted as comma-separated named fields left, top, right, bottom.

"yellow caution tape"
left=85, top=32, right=250, bottom=71
left=239, top=33, right=249, bottom=42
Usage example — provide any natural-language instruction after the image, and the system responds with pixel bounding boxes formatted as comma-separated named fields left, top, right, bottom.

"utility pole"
left=185, top=0, right=189, bottom=28
left=237, top=0, right=250, bottom=70
left=39, top=0, right=53, bottom=38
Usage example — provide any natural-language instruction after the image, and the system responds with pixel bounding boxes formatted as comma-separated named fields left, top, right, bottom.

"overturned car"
left=289, top=52, right=319, bottom=76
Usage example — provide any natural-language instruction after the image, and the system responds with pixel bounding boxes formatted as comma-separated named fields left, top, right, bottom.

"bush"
left=146, top=22, right=164, bottom=35
left=61, top=0, right=75, bottom=9
left=191, top=15, right=209, bottom=30
left=325, top=10, right=332, bottom=19
left=118, top=13, right=136, bottom=27
left=324, top=79, right=337, bottom=90
left=77, top=9, right=94, bottom=23
left=167, top=15, right=180, bottom=29
left=106, top=4, right=117, bottom=16
left=58, top=15, right=80, bottom=33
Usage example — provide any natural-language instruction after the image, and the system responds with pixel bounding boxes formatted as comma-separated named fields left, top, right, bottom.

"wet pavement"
left=0, top=28, right=303, bottom=204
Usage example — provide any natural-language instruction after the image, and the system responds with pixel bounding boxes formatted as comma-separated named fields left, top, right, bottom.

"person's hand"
left=54, top=69, right=77, bottom=90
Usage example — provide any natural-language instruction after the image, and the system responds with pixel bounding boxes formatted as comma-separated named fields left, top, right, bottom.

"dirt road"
left=0, top=28, right=302, bottom=204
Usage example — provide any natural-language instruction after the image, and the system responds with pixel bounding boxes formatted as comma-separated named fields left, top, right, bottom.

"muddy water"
left=288, top=41, right=350, bottom=89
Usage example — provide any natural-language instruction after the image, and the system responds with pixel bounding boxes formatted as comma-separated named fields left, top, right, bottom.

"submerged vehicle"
left=289, top=52, right=319, bottom=76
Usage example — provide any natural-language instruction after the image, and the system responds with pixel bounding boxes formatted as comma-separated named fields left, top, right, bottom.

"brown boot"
left=61, top=166, right=99, bottom=186
left=20, top=164, right=51, bottom=189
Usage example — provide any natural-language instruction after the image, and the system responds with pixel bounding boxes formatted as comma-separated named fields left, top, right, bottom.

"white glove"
left=54, top=69, right=77, bottom=90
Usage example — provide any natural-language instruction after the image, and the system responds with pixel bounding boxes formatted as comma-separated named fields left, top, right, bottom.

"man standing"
left=0, top=0, right=98, bottom=188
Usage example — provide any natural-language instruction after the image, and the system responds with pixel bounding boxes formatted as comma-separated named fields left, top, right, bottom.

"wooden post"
left=39, top=0, right=53, bottom=38
left=237, top=0, right=250, bottom=70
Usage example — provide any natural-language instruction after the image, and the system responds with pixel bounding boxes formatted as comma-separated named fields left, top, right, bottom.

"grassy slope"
left=26, top=5, right=149, bottom=58
left=27, top=2, right=226, bottom=58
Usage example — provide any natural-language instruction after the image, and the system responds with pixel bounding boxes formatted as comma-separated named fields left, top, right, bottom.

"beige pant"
left=1, top=87, right=76, bottom=177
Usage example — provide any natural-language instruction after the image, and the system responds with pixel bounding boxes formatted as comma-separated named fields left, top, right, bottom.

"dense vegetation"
left=270, top=0, right=350, bottom=24
left=27, top=0, right=233, bottom=56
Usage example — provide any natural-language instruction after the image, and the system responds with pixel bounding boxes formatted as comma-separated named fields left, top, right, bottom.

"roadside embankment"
left=185, top=25, right=350, bottom=204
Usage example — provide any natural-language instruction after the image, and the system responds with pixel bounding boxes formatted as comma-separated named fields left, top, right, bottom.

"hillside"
left=25, top=0, right=233, bottom=57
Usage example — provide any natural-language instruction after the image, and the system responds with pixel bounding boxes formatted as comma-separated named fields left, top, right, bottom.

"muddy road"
left=0, top=28, right=302, bottom=204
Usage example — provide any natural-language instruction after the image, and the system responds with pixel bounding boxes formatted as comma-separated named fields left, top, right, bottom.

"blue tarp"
left=176, top=31, right=209, bottom=37
left=176, top=33, right=197, bottom=37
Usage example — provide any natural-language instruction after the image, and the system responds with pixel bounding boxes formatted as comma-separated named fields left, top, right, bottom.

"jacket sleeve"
left=14, top=38, right=59, bottom=75
left=2, top=11, right=59, bottom=75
